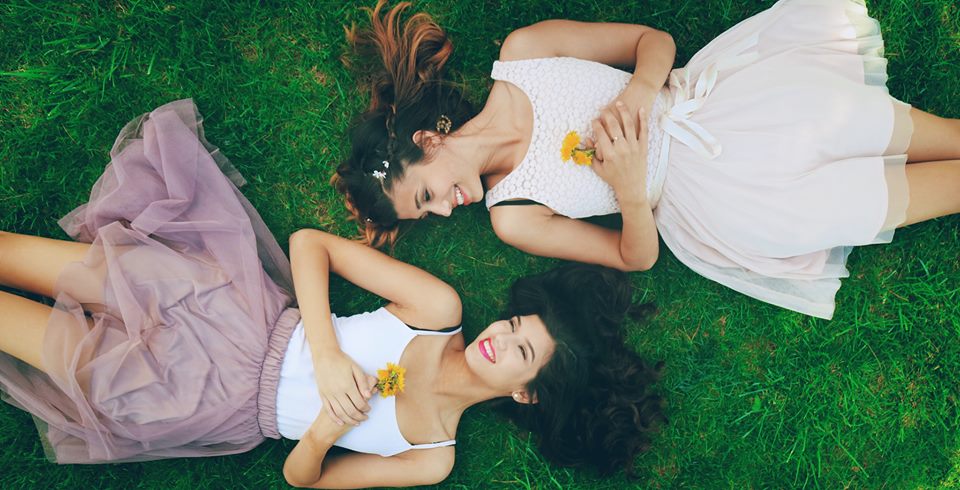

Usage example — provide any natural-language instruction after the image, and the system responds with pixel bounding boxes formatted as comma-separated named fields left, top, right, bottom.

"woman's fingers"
left=335, top=395, right=367, bottom=425
left=638, top=107, right=648, bottom=139
left=592, top=118, right=614, bottom=161
left=322, top=396, right=344, bottom=426
left=617, top=102, right=637, bottom=141
left=346, top=389, right=370, bottom=416
left=584, top=135, right=602, bottom=162
left=599, top=108, right=624, bottom=143
left=352, top=366, right=374, bottom=401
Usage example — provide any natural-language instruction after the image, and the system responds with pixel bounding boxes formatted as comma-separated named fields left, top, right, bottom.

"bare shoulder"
left=499, top=21, right=564, bottom=61
left=489, top=204, right=552, bottom=244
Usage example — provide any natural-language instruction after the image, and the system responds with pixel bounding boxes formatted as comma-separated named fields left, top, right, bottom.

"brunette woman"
left=335, top=0, right=960, bottom=319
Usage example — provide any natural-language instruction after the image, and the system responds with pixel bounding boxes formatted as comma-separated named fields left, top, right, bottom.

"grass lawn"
left=1, top=0, right=959, bottom=488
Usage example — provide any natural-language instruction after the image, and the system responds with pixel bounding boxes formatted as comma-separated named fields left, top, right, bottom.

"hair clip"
left=436, top=114, right=452, bottom=134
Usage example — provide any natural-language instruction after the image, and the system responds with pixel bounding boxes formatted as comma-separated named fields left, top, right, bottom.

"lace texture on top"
left=485, top=57, right=670, bottom=217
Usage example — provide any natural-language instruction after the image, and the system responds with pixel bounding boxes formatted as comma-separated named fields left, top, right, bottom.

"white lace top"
left=484, top=57, right=671, bottom=217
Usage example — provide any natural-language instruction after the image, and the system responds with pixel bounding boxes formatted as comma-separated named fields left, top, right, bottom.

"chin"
left=462, top=343, right=483, bottom=372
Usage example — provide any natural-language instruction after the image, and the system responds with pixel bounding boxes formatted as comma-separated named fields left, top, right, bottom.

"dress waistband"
left=257, top=307, right=302, bottom=439
left=652, top=39, right=761, bottom=205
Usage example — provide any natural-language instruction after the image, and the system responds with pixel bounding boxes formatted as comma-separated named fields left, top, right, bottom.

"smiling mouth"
left=479, top=337, right=496, bottom=363
left=455, top=185, right=467, bottom=206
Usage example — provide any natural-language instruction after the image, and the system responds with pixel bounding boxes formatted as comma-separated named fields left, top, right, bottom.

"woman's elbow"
left=283, top=467, right=313, bottom=489
left=290, top=229, right=330, bottom=256
left=622, top=252, right=658, bottom=272
left=658, top=29, right=674, bottom=45
left=289, top=229, right=312, bottom=250
left=655, top=30, right=676, bottom=55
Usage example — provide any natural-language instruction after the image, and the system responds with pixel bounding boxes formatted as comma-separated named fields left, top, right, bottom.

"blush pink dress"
left=0, top=99, right=299, bottom=463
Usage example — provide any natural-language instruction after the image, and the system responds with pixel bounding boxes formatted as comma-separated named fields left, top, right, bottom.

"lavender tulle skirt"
left=0, top=99, right=298, bottom=463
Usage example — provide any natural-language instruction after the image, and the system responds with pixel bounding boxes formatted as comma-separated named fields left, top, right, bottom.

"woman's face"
left=464, top=314, right=556, bottom=399
left=387, top=138, right=485, bottom=220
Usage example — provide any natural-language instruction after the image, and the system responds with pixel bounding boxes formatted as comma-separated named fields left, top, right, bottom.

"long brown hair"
left=500, top=264, right=667, bottom=475
left=333, top=0, right=475, bottom=247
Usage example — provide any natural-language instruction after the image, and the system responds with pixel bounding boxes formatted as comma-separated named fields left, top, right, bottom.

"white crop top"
left=275, top=308, right=461, bottom=457
left=484, top=57, right=672, bottom=215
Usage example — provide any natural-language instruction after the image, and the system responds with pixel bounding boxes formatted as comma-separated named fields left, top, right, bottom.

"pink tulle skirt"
left=0, top=99, right=296, bottom=463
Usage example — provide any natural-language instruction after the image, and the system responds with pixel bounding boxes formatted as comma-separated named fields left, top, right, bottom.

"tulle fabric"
left=0, top=99, right=296, bottom=463
left=654, top=0, right=912, bottom=319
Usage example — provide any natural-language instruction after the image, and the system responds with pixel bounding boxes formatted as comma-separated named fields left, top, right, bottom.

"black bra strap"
left=405, top=323, right=461, bottom=333
left=491, top=199, right=541, bottom=207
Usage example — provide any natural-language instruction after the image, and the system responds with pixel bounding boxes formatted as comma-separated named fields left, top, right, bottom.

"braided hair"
left=333, top=0, right=476, bottom=247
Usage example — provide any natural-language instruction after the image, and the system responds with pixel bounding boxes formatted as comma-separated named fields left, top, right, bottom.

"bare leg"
left=0, top=290, right=53, bottom=372
left=0, top=231, right=92, bottom=298
left=901, top=161, right=960, bottom=227
left=906, top=108, right=960, bottom=163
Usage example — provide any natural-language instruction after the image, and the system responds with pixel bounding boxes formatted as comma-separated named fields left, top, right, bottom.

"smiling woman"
left=330, top=0, right=478, bottom=246
left=334, top=0, right=960, bottom=320
left=0, top=100, right=664, bottom=487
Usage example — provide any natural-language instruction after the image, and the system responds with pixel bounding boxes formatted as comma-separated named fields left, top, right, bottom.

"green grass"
left=1, top=0, right=959, bottom=488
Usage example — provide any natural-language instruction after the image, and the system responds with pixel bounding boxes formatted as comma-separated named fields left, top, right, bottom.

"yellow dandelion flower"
left=560, top=131, right=580, bottom=162
left=376, top=362, right=406, bottom=398
left=572, top=149, right=593, bottom=166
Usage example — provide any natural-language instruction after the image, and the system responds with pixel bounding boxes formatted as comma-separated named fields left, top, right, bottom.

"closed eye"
left=510, top=317, right=528, bottom=360
left=415, top=188, right=433, bottom=219
left=417, top=190, right=433, bottom=219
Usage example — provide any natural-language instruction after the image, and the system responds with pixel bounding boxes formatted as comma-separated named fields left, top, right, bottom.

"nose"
left=432, top=200, right=453, bottom=217
left=493, top=332, right=516, bottom=352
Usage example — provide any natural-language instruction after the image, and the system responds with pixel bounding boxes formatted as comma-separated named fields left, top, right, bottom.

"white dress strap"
left=408, top=439, right=457, bottom=450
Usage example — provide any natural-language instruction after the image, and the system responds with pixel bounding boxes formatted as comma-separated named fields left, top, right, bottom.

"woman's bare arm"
left=491, top=104, right=657, bottom=271
left=289, top=230, right=461, bottom=426
left=499, top=20, right=676, bottom=114
left=283, top=413, right=454, bottom=488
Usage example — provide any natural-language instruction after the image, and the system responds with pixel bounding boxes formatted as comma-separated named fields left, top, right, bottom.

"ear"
left=511, top=390, right=538, bottom=405
left=412, top=129, right=440, bottom=147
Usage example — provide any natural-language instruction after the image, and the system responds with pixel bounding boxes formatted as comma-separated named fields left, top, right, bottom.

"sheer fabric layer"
left=0, top=99, right=295, bottom=463
left=654, top=0, right=912, bottom=319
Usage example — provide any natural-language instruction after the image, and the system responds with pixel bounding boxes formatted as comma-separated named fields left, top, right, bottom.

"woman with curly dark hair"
left=0, top=100, right=663, bottom=486
left=498, top=264, right=666, bottom=475
left=333, top=0, right=960, bottom=320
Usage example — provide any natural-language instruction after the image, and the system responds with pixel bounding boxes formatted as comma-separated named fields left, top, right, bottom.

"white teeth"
left=481, top=338, right=495, bottom=363
left=455, top=186, right=464, bottom=206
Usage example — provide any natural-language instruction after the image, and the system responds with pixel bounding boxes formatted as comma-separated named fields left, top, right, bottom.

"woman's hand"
left=315, top=349, right=378, bottom=426
left=591, top=101, right=649, bottom=202
left=306, top=408, right=356, bottom=444
left=598, top=79, right=661, bottom=130
left=283, top=411, right=355, bottom=487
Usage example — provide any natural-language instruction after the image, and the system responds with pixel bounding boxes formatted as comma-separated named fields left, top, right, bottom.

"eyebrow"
left=414, top=189, right=422, bottom=211
left=518, top=316, right=535, bottom=362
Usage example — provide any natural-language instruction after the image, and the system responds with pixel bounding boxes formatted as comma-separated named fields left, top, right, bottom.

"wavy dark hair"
left=332, top=0, right=476, bottom=247
left=501, top=264, right=666, bottom=476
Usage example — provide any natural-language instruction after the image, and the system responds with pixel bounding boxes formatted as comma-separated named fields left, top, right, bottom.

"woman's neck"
left=454, top=101, right=527, bottom=179
left=431, top=343, right=505, bottom=417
